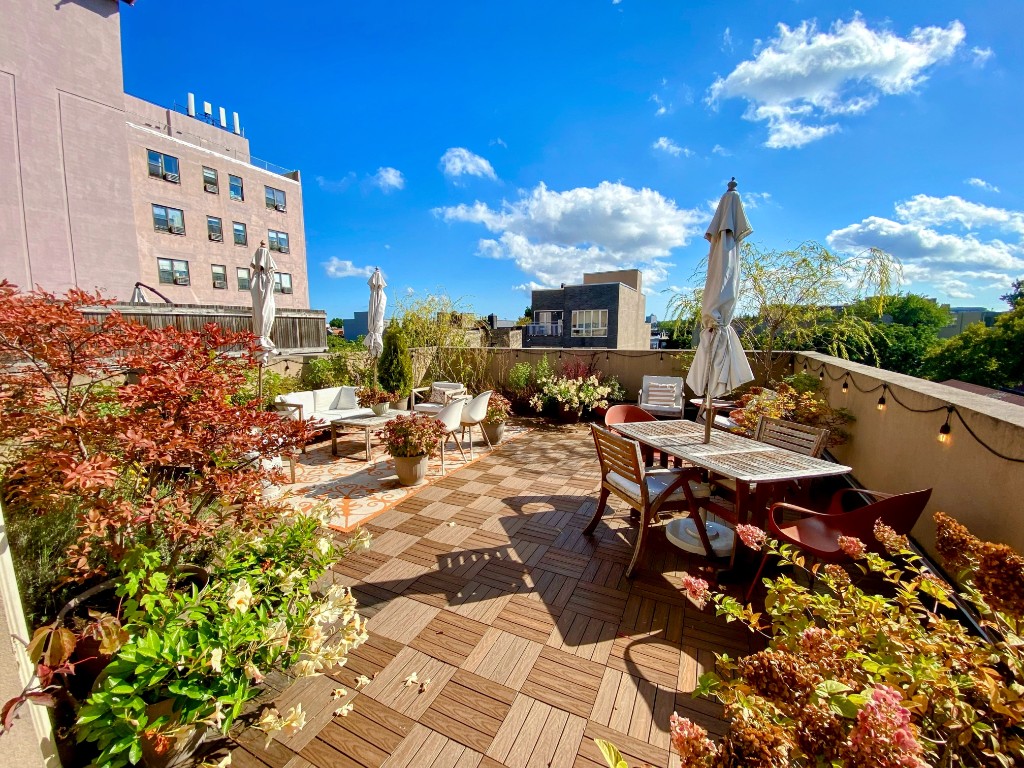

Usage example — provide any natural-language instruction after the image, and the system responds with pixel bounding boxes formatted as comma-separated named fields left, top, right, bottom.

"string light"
left=659, top=351, right=664, bottom=362
left=819, top=368, right=825, bottom=381
left=877, top=384, right=887, bottom=411
left=841, top=376, right=849, bottom=394
left=938, top=406, right=953, bottom=444
left=802, top=361, right=808, bottom=372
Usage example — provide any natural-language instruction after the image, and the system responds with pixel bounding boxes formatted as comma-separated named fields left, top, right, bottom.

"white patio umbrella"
left=250, top=241, right=277, bottom=401
left=686, top=178, right=754, bottom=443
left=364, top=268, right=387, bottom=383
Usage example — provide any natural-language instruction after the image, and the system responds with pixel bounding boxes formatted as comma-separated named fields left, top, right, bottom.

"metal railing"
left=526, top=322, right=562, bottom=337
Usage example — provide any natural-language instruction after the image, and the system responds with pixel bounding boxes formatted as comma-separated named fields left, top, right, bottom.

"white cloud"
left=405, top=287, right=415, bottom=296
left=711, top=144, right=731, bottom=156
left=323, top=259, right=376, bottom=279
left=650, top=93, right=670, bottom=117
left=435, top=181, right=703, bottom=289
left=709, top=16, right=966, bottom=148
left=315, top=173, right=356, bottom=193
left=965, top=177, right=1000, bottom=193
left=652, top=137, right=693, bottom=157
left=827, top=193, right=1024, bottom=304
left=742, top=192, right=773, bottom=209
left=370, top=167, right=404, bottom=193
left=489, top=137, right=508, bottom=148
left=440, top=148, right=498, bottom=181
left=722, top=27, right=734, bottom=52
left=971, top=46, right=994, bottom=67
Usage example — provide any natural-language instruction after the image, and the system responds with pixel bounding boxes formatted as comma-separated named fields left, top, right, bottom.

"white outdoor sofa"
left=274, top=386, right=375, bottom=448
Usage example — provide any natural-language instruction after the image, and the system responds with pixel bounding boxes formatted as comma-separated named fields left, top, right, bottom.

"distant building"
left=524, top=270, right=650, bottom=350
left=940, top=380, right=1024, bottom=408
left=340, top=312, right=369, bottom=340
left=0, top=0, right=310, bottom=309
left=938, top=307, right=1003, bottom=339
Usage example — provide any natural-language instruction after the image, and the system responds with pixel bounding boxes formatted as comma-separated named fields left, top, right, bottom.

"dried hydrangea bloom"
left=933, top=511, right=981, bottom=572
left=873, top=520, right=910, bottom=555
left=796, top=704, right=843, bottom=761
left=738, top=649, right=814, bottom=706
left=844, top=686, right=927, bottom=768
left=668, top=712, right=719, bottom=765
left=722, top=702, right=792, bottom=767
left=976, top=544, right=1024, bottom=620
left=821, top=563, right=851, bottom=587
left=837, top=535, right=867, bottom=559
left=736, top=524, right=767, bottom=550
left=680, top=573, right=710, bottom=610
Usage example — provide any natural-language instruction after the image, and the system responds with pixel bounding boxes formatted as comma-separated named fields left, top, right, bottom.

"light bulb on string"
left=841, top=376, right=849, bottom=394
left=877, top=385, right=887, bottom=411
left=938, top=406, right=953, bottom=444
left=819, top=368, right=825, bottom=381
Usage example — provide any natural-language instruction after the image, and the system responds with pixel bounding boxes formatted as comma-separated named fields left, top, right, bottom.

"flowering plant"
left=529, top=374, right=612, bottom=416
left=662, top=512, right=1024, bottom=767
left=356, top=385, right=395, bottom=407
left=485, top=393, right=512, bottom=425
left=729, top=373, right=854, bottom=447
left=376, top=413, right=447, bottom=458
left=13, top=510, right=371, bottom=768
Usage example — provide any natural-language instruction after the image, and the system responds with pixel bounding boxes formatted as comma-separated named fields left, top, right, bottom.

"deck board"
left=225, top=423, right=755, bottom=768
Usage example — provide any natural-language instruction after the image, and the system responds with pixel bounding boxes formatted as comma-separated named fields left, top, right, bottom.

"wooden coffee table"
left=331, top=413, right=397, bottom=461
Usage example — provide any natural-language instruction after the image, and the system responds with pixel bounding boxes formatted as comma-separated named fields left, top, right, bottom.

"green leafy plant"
left=529, top=375, right=612, bottom=417
left=377, top=326, right=413, bottom=398
left=728, top=373, right=854, bottom=447
left=485, top=393, right=512, bottom=425
left=355, top=385, right=395, bottom=407
left=376, top=413, right=447, bottom=458
left=506, top=362, right=533, bottom=399
left=666, top=514, right=1024, bottom=767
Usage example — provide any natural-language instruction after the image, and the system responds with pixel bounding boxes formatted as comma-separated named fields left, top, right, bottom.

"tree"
left=1002, top=278, right=1023, bottom=308
left=524, top=306, right=533, bottom=320
left=848, top=294, right=952, bottom=376
left=922, top=301, right=1024, bottom=388
left=378, top=324, right=413, bottom=397
left=669, top=242, right=901, bottom=383
left=0, top=282, right=309, bottom=579
left=329, top=317, right=344, bottom=328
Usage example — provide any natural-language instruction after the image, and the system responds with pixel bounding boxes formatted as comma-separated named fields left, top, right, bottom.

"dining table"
left=613, top=419, right=852, bottom=532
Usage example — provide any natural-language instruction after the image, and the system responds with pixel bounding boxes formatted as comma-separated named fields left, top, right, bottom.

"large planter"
left=557, top=405, right=582, bottom=424
left=389, top=396, right=410, bottom=411
left=140, top=700, right=210, bottom=768
left=371, top=402, right=390, bottom=416
left=482, top=421, right=505, bottom=445
left=393, top=454, right=428, bottom=486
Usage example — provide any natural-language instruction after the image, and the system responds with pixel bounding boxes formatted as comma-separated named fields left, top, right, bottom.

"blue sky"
left=121, top=1, right=1023, bottom=322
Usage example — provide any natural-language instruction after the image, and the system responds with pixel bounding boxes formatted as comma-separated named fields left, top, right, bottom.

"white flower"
left=280, top=704, right=306, bottom=737
left=403, top=672, right=419, bottom=687
left=203, top=700, right=226, bottom=730
left=265, top=619, right=290, bottom=649
left=244, top=662, right=265, bottom=684
left=227, top=579, right=253, bottom=613
left=208, top=648, right=223, bottom=673
left=333, top=704, right=353, bottom=717
left=316, top=536, right=332, bottom=556
left=354, top=674, right=372, bottom=689
left=293, top=658, right=322, bottom=678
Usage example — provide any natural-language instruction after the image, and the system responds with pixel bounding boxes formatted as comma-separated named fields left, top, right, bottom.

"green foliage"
left=390, top=292, right=473, bottom=349
left=378, top=325, right=413, bottom=397
left=1002, top=278, right=1023, bottom=308
left=326, top=333, right=364, bottom=352
left=231, top=366, right=301, bottom=410
left=74, top=514, right=371, bottom=768
left=300, top=352, right=372, bottom=390
left=846, top=294, right=952, bottom=376
left=922, top=302, right=1024, bottom=388
left=729, top=373, right=854, bottom=446
left=328, top=317, right=344, bottom=328
left=506, top=362, right=533, bottom=397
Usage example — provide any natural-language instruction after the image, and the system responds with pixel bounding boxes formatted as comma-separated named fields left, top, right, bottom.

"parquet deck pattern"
left=226, top=422, right=757, bottom=768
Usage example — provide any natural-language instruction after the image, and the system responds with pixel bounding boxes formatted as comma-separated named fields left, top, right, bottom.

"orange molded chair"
left=746, top=487, right=932, bottom=600
left=604, top=404, right=675, bottom=467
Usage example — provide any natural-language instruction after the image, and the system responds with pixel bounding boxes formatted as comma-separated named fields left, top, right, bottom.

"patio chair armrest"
left=826, top=487, right=895, bottom=514
left=273, top=402, right=303, bottom=420
left=768, top=501, right=835, bottom=528
left=411, top=386, right=429, bottom=404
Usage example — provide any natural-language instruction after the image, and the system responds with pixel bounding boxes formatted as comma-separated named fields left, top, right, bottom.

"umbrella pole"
left=703, top=327, right=716, bottom=444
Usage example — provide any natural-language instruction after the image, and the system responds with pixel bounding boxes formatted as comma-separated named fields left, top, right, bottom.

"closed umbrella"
left=364, top=268, right=387, bottom=384
left=250, top=241, right=277, bottom=401
left=686, top=178, right=754, bottom=443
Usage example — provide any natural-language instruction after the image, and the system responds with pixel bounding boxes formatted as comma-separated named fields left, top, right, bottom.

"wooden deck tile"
left=366, top=597, right=440, bottom=644
left=419, top=669, right=516, bottom=753
left=492, top=594, right=558, bottom=644
left=397, top=537, right=455, bottom=569
left=575, top=721, right=670, bottom=768
left=520, top=646, right=604, bottom=719
left=409, top=609, right=489, bottom=666
left=361, top=647, right=457, bottom=719
left=462, top=627, right=544, bottom=690
left=395, top=514, right=447, bottom=537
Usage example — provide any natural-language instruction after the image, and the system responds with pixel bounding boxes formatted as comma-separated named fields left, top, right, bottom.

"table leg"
left=331, top=424, right=338, bottom=457
left=365, top=428, right=371, bottom=462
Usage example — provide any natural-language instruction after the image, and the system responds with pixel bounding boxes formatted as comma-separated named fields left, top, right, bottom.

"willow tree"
left=669, top=241, right=902, bottom=383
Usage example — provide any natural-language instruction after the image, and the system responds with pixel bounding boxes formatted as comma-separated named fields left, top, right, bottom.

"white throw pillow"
left=335, top=386, right=358, bottom=410
left=646, top=382, right=677, bottom=407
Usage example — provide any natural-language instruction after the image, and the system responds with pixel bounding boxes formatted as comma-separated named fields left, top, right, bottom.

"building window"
left=152, top=204, right=185, bottom=234
left=265, top=186, right=287, bottom=211
left=232, top=222, right=247, bottom=246
left=147, top=150, right=179, bottom=182
left=268, top=229, right=290, bottom=253
left=207, top=216, right=223, bottom=241
left=229, top=174, right=244, bottom=201
left=157, top=258, right=190, bottom=285
left=212, top=264, right=227, bottom=289
left=571, top=309, right=608, bottom=337
left=237, top=267, right=251, bottom=291
left=274, top=272, right=293, bottom=294
left=202, top=167, right=219, bottom=193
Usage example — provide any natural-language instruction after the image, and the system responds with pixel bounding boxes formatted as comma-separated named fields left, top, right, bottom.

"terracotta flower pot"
left=394, top=454, right=428, bottom=486
left=482, top=421, right=505, bottom=445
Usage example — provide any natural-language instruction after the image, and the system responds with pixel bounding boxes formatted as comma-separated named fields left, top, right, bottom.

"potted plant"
left=377, top=326, right=414, bottom=409
left=482, top=392, right=512, bottom=445
left=376, top=413, right=447, bottom=486
left=530, top=374, right=612, bottom=423
left=356, top=385, right=395, bottom=416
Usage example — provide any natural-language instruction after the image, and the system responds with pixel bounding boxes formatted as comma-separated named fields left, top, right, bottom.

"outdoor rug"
left=284, top=424, right=533, bottom=532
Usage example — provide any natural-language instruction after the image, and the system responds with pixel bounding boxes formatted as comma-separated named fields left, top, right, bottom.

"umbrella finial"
left=727, top=177, right=738, bottom=192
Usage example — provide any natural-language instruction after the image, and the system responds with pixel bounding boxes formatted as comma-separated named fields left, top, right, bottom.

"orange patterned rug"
left=283, top=425, right=533, bottom=532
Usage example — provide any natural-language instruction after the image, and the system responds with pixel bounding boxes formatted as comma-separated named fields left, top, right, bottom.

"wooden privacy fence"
left=84, top=303, right=327, bottom=354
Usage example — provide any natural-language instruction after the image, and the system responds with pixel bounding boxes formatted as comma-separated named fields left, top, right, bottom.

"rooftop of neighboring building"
left=940, top=379, right=1024, bottom=408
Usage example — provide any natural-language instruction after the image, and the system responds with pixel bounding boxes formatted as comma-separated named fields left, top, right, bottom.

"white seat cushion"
left=606, top=469, right=709, bottom=504
left=313, top=386, right=342, bottom=413
left=414, top=402, right=445, bottom=414
left=645, top=382, right=677, bottom=407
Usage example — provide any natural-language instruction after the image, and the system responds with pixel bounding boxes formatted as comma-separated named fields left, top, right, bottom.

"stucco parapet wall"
left=126, top=123, right=299, bottom=184
left=88, top=303, right=325, bottom=317
left=797, top=351, right=1024, bottom=429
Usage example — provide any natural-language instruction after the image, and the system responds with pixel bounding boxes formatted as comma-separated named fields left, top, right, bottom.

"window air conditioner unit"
left=213, top=280, right=227, bottom=289
left=279, top=246, right=289, bottom=254
left=282, top=286, right=293, bottom=294
left=275, top=204, right=286, bottom=212
left=209, top=233, right=223, bottom=241
left=204, top=183, right=219, bottom=194
left=170, top=225, right=185, bottom=235
left=164, top=172, right=180, bottom=183
left=173, top=276, right=190, bottom=285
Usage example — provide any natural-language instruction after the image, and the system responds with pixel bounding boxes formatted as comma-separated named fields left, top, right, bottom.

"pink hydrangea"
left=846, top=685, right=928, bottom=767
left=735, top=524, right=767, bottom=550
left=837, top=535, right=867, bottom=559
left=669, top=712, right=718, bottom=764
left=681, top=573, right=710, bottom=610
